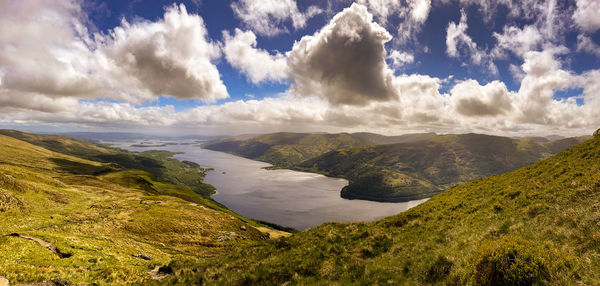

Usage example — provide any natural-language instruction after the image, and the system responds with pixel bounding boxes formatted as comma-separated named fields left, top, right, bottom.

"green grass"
left=0, top=134, right=281, bottom=284
left=161, top=134, right=600, bottom=285
left=296, top=133, right=589, bottom=202
left=0, top=129, right=216, bottom=197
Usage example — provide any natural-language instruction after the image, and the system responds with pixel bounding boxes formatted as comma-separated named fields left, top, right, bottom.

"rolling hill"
left=298, top=134, right=591, bottom=201
left=203, top=132, right=436, bottom=167
left=164, top=130, right=600, bottom=285
left=0, top=131, right=286, bottom=284
left=205, top=132, right=589, bottom=202
left=0, top=129, right=216, bottom=197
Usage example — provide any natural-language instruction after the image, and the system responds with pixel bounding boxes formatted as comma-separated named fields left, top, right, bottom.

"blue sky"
left=0, top=0, right=599, bottom=136
left=88, top=0, right=599, bottom=104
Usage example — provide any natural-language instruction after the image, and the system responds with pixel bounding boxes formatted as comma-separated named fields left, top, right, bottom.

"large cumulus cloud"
left=98, top=4, right=228, bottom=102
left=287, top=3, right=398, bottom=106
left=0, top=1, right=228, bottom=112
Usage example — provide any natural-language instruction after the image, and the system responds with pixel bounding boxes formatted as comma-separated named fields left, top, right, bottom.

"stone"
left=0, top=276, right=9, bottom=286
left=239, top=225, right=247, bottom=231
left=132, top=253, right=153, bottom=260
left=51, top=278, right=71, bottom=286
left=594, top=128, right=600, bottom=138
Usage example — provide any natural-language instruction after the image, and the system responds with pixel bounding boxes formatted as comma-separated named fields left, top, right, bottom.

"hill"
left=0, top=130, right=216, bottom=197
left=203, top=132, right=436, bottom=168
left=0, top=132, right=286, bottom=284
left=297, top=133, right=590, bottom=201
left=163, top=130, right=600, bottom=285
left=205, top=131, right=589, bottom=202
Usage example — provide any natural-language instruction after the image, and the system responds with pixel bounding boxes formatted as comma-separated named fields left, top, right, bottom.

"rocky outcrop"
left=594, top=129, right=600, bottom=138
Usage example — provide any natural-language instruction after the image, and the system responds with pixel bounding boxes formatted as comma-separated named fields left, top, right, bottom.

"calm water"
left=108, top=141, right=427, bottom=230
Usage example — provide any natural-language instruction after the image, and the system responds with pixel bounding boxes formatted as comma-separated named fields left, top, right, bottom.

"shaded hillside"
left=165, top=131, right=600, bottom=285
left=0, top=134, right=285, bottom=284
left=203, top=132, right=435, bottom=167
left=297, top=134, right=590, bottom=201
left=0, top=130, right=215, bottom=197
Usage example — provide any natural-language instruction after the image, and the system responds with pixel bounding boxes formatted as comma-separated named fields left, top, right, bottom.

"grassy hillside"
left=203, top=132, right=435, bottom=168
left=301, top=134, right=590, bottom=202
left=163, top=131, right=600, bottom=285
left=206, top=131, right=588, bottom=202
left=0, top=130, right=216, bottom=197
left=0, top=133, right=290, bottom=284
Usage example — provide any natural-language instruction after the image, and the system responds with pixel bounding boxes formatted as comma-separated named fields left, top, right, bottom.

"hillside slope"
left=203, top=132, right=435, bottom=167
left=0, top=130, right=216, bottom=197
left=0, top=134, right=280, bottom=284
left=297, top=133, right=590, bottom=201
left=167, top=131, right=600, bottom=285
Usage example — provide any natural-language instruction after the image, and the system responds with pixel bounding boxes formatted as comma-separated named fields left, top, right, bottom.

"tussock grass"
left=164, top=135, right=600, bottom=285
left=0, top=133, right=276, bottom=284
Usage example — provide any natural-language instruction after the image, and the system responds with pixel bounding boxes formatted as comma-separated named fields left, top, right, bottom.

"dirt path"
left=7, top=233, right=71, bottom=258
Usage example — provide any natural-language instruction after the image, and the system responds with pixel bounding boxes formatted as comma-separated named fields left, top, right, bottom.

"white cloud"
left=446, top=9, right=497, bottom=74
left=222, top=29, right=288, bottom=84
left=0, top=0, right=103, bottom=98
left=576, top=34, right=600, bottom=57
left=573, top=0, right=600, bottom=33
left=98, top=4, right=228, bottom=103
left=451, top=80, right=513, bottom=117
left=357, top=0, right=431, bottom=45
left=287, top=3, right=397, bottom=105
left=0, top=1, right=229, bottom=112
left=492, top=25, right=543, bottom=58
left=515, top=48, right=574, bottom=124
left=388, top=50, right=415, bottom=68
left=231, top=0, right=322, bottom=37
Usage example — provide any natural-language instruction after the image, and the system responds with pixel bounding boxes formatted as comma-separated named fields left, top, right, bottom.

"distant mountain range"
left=204, top=132, right=590, bottom=202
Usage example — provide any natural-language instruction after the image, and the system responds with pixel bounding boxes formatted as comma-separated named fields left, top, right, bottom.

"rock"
left=216, top=236, right=232, bottom=242
left=239, top=225, right=247, bottom=231
left=594, top=128, right=600, bottom=138
left=157, top=265, right=173, bottom=275
left=51, top=278, right=71, bottom=286
left=0, top=276, right=9, bottom=286
left=132, top=253, right=153, bottom=260
left=148, top=265, right=173, bottom=280
left=140, top=200, right=149, bottom=204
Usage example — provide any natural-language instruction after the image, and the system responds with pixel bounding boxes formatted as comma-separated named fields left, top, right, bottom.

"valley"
left=205, top=132, right=590, bottom=202
left=0, top=129, right=598, bottom=285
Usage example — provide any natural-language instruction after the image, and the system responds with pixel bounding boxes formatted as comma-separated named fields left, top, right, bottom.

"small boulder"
left=0, top=276, right=9, bottom=286
left=239, top=225, right=247, bottom=231
left=132, top=253, right=153, bottom=260
left=51, top=278, right=71, bottom=286
left=594, top=128, right=600, bottom=138
left=157, top=265, right=173, bottom=275
left=140, top=200, right=149, bottom=205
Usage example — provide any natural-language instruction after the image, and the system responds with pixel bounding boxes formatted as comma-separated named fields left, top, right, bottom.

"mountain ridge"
left=205, top=131, right=590, bottom=202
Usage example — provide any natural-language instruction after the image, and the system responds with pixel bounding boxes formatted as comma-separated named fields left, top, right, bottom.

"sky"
left=0, top=0, right=599, bottom=136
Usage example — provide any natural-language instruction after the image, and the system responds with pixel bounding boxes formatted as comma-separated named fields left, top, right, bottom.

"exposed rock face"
left=594, top=129, right=600, bottom=138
